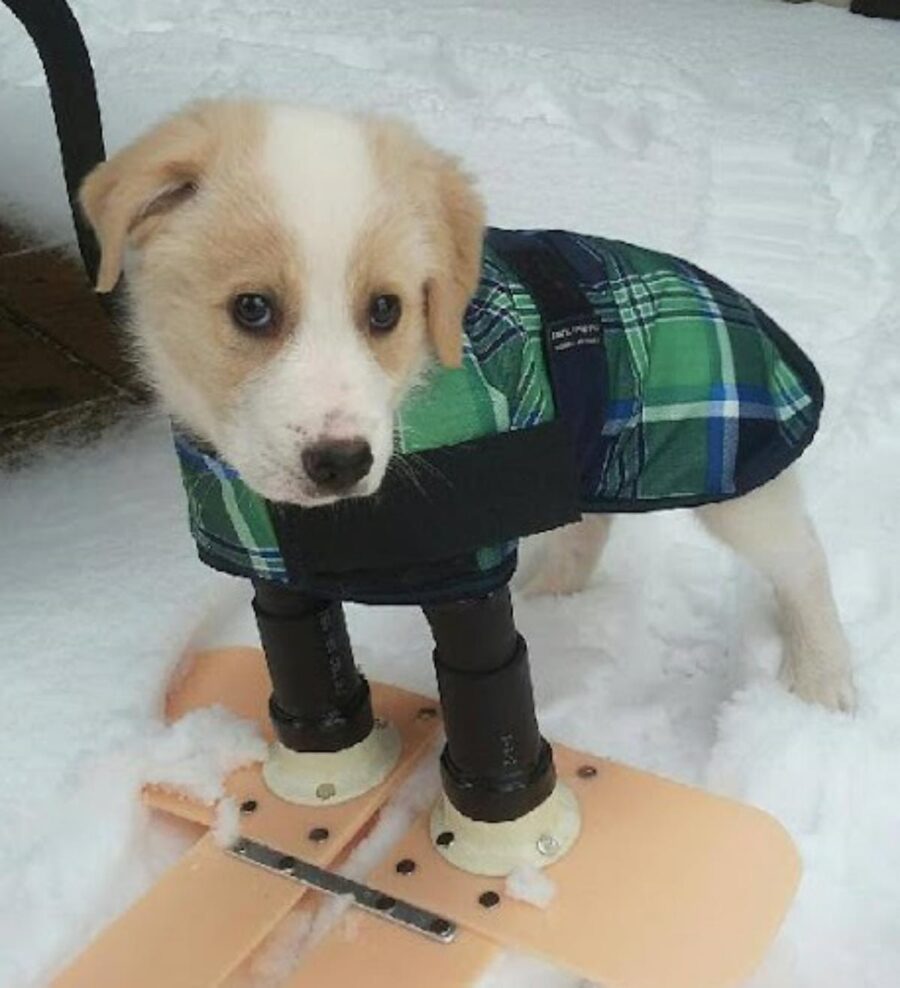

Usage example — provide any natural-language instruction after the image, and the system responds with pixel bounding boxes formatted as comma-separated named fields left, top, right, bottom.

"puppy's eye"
left=368, top=294, right=402, bottom=334
left=230, top=293, right=277, bottom=334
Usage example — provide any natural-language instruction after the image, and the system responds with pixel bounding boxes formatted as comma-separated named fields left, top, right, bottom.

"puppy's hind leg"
left=696, top=470, right=855, bottom=711
left=520, top=514, right=613, bottom=597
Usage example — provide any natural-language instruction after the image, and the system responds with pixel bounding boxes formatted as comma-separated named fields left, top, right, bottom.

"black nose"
left=301, top=439, right=373, bottom=493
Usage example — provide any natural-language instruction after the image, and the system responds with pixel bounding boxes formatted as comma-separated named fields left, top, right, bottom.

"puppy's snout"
left=302, top=438, right=373, bottom=493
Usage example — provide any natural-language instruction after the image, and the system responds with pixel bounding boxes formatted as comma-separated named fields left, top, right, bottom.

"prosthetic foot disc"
left=429, top=782, right=581, bottom=876
left=262, top=722, right=402, bottom=806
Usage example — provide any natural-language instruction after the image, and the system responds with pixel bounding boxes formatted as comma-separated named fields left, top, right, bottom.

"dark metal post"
left=252, top=580, right=374, bottom=753
left=423, top=587, right=556, bottom=822
left=2, top=0, right=106, bottom=287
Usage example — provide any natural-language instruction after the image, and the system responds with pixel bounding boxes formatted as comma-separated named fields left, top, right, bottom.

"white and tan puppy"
left=80, top=99, right=856, bottom=712
left=81, top=101, right=480, bottom=505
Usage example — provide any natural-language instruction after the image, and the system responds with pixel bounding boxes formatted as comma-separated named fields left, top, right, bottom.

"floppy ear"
left=425, top=154, right=485, bottom=368
left=79, top=106, right=214, bottom=293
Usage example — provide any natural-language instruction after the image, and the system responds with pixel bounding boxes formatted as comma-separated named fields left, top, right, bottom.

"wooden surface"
left=0, top=223, right=145, bottom=460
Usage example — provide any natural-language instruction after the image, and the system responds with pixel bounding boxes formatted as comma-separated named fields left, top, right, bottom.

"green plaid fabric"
left=566, top=236, right=821, bottom=503
left=395, top=245, right=556, bottom=451
left=175, top=436, right=289, bottom=581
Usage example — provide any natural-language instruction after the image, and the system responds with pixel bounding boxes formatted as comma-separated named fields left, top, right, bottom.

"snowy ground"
left=1, top=1, right=899, bottom=986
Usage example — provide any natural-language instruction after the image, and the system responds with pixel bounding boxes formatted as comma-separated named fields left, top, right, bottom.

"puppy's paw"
left=779, top=655, right=857, bottom=714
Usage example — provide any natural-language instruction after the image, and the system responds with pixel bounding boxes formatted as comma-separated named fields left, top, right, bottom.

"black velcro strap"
left=270, top=419, right=582, bottom=576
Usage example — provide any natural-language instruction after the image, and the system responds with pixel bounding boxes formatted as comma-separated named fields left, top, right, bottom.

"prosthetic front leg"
left=424, top=587, right=580, bottom=876
left=253, top=580, right=400, bottom=804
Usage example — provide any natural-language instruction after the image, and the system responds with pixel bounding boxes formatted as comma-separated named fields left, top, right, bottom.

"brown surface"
left=0, top=224, right=27, bottom=255
left=0, top=222, right=148, bottom=461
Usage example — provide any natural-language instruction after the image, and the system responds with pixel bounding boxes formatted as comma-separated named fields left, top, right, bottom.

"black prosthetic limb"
left=423, top=587, right=556, bottom=822
left=252, top=581, right=373, bottom=753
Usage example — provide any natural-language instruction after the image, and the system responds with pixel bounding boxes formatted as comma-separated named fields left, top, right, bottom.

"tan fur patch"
left=426, top=153, right=486, bottom=367
left=364, top=119, right=485, bottom=371
left=82, top=101, right=303, bottom=432
left=346, top=200, right=430, bottom=383
left=81, top=102, right=219, bottom=292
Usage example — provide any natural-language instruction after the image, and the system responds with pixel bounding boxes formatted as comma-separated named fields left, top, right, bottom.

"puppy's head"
left=80, top=101, right=484, bottom=505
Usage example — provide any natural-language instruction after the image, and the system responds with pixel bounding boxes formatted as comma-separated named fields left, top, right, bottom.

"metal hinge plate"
left=229, top=836, right=457, bottom=944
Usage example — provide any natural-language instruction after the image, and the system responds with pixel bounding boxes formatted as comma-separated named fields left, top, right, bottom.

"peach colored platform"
left=52, top=647, right=800, bottom=988
left=372, top=751, right=799, bottom=988
left=51, top=648, right=445, bottom=988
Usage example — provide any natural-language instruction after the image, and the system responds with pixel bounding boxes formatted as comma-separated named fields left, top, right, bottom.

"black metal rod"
left=2, top=0, right=105, bottom=286
left=253, top=580, right=373, bottom=753
left=424, top=587, right=556, bottom=822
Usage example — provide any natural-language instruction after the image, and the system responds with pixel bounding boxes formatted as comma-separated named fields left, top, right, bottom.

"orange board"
left=53, top=649, right=442, bottom=988
left=371, top=752, right=799, bottom=988
left=53, top=648, right=800, bottom=988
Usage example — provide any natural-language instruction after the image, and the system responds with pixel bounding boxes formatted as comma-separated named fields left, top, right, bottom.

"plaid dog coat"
left=175, top=229, right=822, bottom=603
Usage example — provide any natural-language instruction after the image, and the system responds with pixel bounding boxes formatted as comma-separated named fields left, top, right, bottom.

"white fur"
left=696, top=472, right=855, bottom=711
left=264, top=106, right=378, bottom=276
left=521, top=515, right=613, bottom=598
left=222, top=326, right=396, bottom=505
left=137, top=335, right=223, bottom=448
left=530, top=471, right=856, bottom=712
left=215, top=106, right=425, bottom=505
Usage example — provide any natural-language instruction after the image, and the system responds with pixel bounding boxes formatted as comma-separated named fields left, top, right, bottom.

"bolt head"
left=308, top=827, right=330, bottom=843
left=576, top=764, right=598, bottom=779
left=536, top=833, right=561, bottom=857
left=395, top=858, right=417, bottom=875
left=315, top=783, right=337, bottom=801
left=239, top=799, right=258, bottom=814
left=435, top=830, right=455, bottom=848
left=478, top=890, right=500, bottom=909
left=429, top=917, right=454, bottom=938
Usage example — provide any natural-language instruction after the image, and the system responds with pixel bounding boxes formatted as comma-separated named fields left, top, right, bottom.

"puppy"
left=79, top=99, right=856, bottom=712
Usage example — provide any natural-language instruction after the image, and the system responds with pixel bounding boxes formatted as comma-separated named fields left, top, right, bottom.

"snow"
left=222, top=910, right=314, bottom=988
left=505, top=865, right=558, bottom=910
left=223, top=757, right=441, bottom=986
left=211, top=797, right=242, bottom=848
left=1, top=1, right=899, bottom=986
left=144, top=705, right=268, bottom=805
